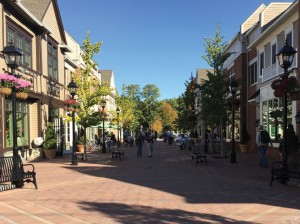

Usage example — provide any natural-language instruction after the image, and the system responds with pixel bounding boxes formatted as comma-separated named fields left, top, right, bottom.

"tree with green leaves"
left=71, top=32, right=111, bottom=158
left=199, top=24, right=231, bottom=155
left=115, top=84, right=139, bottom=133
left=176, top=75, right=198, bottom=133
left=140, top=84, right=160, bottom=129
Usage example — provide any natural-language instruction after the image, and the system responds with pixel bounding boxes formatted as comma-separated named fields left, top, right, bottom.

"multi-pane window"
left=261, top=98, right=291, bottom=141
left=271, top=43, right=277, bottom=65
left=286, top=31, right=292, bottom=45
left=5, top=100, right=28, bottom=147
left=7, top=25, right=32, bottom=68
left=48, top=42, right=58, bottom=80
left=259, top=52, right=264, bottom=76
left=249, top=62, right=257, bottom=85
left=228, top=66, right=235, bottom=80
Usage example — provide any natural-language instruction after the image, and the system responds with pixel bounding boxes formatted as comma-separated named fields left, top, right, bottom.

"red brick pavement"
left=0, top=141, right=299, bottom=224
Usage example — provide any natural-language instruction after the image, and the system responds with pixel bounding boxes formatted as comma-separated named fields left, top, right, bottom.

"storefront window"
left=5, top=100, right=28, bottom=147
left=262, top=98, right=290, bottom=141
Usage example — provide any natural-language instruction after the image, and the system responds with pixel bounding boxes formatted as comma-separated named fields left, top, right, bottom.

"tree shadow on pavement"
left=79, top=202, right=256, bottom=224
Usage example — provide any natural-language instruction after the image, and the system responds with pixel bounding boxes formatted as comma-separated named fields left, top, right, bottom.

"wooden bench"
left=191, top=143, right=207, bottom=165
left=111, top=150, right=125, bottom=160
left=270, top=153, right=300, bottom=186
left=0, top=156, right=38, bottom=191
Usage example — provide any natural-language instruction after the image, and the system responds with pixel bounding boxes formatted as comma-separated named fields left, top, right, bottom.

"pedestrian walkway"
left=0, top=141, right=299, bottom=224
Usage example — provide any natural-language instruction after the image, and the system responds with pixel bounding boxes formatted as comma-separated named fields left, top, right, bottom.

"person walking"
left=135, top=130, right=144, bottom=158
left=147, top=130, right=155, bottom=157
left=256, top=125, right=273, bottom=168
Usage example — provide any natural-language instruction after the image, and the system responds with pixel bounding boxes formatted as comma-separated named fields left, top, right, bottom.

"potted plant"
left=77, top=129, right=85, bottom=153
left=240, top=125, right=250, bottom=153
left=43, top=122, right=57, bottom=159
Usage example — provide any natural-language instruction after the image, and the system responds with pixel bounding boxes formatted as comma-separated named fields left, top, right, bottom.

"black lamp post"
left=116, top=107, right=120, bottom=147
left=67, top=80, right=78, bottom=165
left=276, top=41, right=297, bottom=166
left=101, top=100, right=107, bottom=153
left=1, top=42, right=23, bottom=157
left=230, top=77, right=239, bottom=163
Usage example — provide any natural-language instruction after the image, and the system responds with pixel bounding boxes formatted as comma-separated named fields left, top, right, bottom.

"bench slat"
left=0, top=156, right=38, bottom=191
left=270, top=153, right=300, bottom=186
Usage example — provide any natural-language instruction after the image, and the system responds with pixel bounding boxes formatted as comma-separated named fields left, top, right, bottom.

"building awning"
left=27, top=92, right=41, bottom=104
left=248, top=89, right=260, bottom=104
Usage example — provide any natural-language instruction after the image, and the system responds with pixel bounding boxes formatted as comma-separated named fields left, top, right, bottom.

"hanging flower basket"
left=274, top=89, right=284, bottom=97
left=74, top=108, right=80, bottom=113
left=272, top=76, right=299, bottom=98
left=16, top=92, right=28, bottom=100
left=15, top=79, right=33, bottom=93
left=289, top=90, right=300, bottom=101
left=64, top=99, right=81, bottom=111
left=0, top=87, right=12, bottom=96
left=67, top=107, right=75, bottom=111
left=0, top=73, right=18, bottom=88
left=271, top=79, right=281, bottom=90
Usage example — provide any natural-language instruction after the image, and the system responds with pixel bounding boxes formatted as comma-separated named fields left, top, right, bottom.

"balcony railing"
left=262, top=51, right=298, bottom=83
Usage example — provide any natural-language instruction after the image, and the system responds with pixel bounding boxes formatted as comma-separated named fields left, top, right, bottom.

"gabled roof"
left=20, top=0, right=51, bottom=21
left=7, top=0, right=67, bottom=44
left=3, top=0, right=51, bottom=34
left=241, top=4, right=266, bottom=34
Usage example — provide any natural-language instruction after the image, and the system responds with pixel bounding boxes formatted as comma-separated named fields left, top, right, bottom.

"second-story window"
left=271, top=43, right=277, bottom=65
left=249, top=62, right=257, bottom=86
left=286, top=31, right=292, bottom=46
left=259, top=51, right=264, bottom=76
left=48, top=41, right=58, bottom=80
left=228, top=66, right=234, bottom=80
left=7, top=25, right=32, bottom=68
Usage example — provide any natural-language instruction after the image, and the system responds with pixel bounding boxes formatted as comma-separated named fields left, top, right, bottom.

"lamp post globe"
left=276, top=41, right=297, bottom=166
left=67, top=79, right=78, bottom=165
left=1, top=42, right=23, bottom=157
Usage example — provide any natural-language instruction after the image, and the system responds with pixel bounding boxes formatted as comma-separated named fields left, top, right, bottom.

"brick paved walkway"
left=0, top=141, right=299, bottom=224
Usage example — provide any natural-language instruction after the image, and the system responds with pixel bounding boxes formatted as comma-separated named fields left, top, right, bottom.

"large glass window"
left=7, top=25, right=32, bottom=68
left=262, top=98, right=290, bottom=141
left=48, top=42, right=58, bottom=80
left=249, top=62, right=257, bottom=85
left=5, top=100, right=29, bottom=147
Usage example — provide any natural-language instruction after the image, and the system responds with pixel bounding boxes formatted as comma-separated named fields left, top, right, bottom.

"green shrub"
left=43, top=123, right=57, bottom=149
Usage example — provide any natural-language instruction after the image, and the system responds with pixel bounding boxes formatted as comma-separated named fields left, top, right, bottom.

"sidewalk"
left=0, top=142, right=299, bottom=224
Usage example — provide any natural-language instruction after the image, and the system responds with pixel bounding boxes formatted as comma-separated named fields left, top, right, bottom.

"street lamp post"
left=116, top=107, right=120, bottom=147
left=230, top=77, right=239, bottom=163
left=101, top=100, right=107, bottom=153
left=1, top=42, right=23, bottom=157
left=67, top=80, right=78, bottom=165
left=276, top=41, right=297, bottom=166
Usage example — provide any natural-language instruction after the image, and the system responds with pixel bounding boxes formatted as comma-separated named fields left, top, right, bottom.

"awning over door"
left=248, top=89, right=260, bottom=104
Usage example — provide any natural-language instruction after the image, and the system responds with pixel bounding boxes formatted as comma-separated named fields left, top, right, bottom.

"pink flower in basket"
left=0, top=73, right=18, bottom=88
left=15, top=79, right=33, bottom=93
left=64, top=99, right=80, bottom=109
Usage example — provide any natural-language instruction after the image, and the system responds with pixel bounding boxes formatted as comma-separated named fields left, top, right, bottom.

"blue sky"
left=57, top=0, right=293, bottom=100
